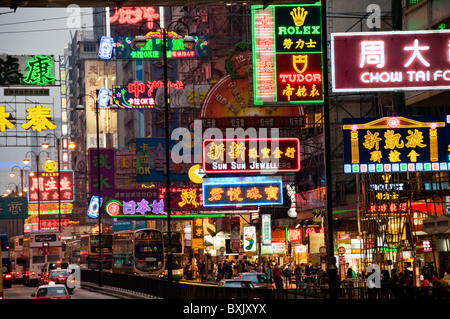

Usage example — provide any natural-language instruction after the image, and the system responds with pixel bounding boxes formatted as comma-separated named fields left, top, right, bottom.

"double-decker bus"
left=9, top=235, right=24, bottom=283
left=162, top=231, right=184, bottom=280
left=112, top=229, right=164, bottom=276
left=63, top=240, right=80, bottom=264
left=79, top=235, right=113, bottom=270
left=22, top=230, right=62, bottom=286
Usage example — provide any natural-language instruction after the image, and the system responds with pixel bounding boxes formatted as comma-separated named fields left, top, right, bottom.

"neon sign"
left=343, top=116, right=450, bottom=173
left=114, top=34, right=209, bottom=60
left=251, top=4, right=323, bottom=104
left=202, top=138, right=300, bottom=174
left=110, top=7, right=159, bottom=29
left=202, top=176, right=283, bottom=207
left=0, top=54, right=55, bottom=86
left=331, top=30, right=450, bottom=92
left=113, top=80, right=184, bottom=109
left=27, top=171, right=74, bottom=203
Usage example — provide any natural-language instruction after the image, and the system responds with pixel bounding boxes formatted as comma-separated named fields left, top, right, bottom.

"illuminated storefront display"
left=331, top=30, right=450, bottom=92
left=262, top=214, right=271, bottom=245
left=0, top=54, right=56, bottom=86
left=114, top=33, right=208, bottom=59
left=27, top=170, right=74, bottom=203
left=28, top=202, right=73, bottom=215
left=203, top=138, right=300, bottom=174
left=343, top=116, right=450, bottom=173
left=251, top=4, right=324, bottom=104
left=113, top=80, right=184, bottom=109
left=202, top=176, right=283, bottom=207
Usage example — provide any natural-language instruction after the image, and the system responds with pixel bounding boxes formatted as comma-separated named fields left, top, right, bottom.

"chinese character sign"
left=343, top=116, right=450, bottom=173
left=251, top=4, right=323, bottom=104
left=0, top=197, right=28, bottom=219
left=262, top=214, right=272, bottom=245
left=203, top=138, right=300, bottom=174
left=331, top=30, right=450, bottom=92
left=0, top=54, right=56, bottom=86
left=27, top=171, right=74, bottom=203
left=88, top=148, right=116, bottom=197
left=202, top=176, right=283, bottom=207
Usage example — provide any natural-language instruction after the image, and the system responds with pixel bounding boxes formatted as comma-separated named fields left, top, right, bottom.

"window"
left=83, top=44, right=97, bottom=52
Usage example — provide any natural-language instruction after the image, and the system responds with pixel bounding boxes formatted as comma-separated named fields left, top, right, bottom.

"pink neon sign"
left=331, top=30, right=450, bottom=92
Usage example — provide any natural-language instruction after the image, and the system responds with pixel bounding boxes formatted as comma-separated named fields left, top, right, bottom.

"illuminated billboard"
left=202, top=176, right=283, bottom=207
left=0, top=55, right=56, bottom=86
left=251, top=4, right=324, bottom=105
left=27, top=170, right=74, bottom=203
left=202, top=138, right=300, bottom=174
left=343, top=116, right=450, bottom=173
left=114, top=34, right=209, bottom=59
left=331, top=30, right=450, bottom=92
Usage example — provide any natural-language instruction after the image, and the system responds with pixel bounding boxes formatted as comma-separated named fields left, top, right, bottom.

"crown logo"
left=290, top=7, right=308, bottom=27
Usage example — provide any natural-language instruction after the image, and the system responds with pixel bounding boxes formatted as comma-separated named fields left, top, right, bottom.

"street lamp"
left=134, top=19, right=195, bottom=283
left=9, top=165, right=32, bottom=196
left=24, top=150, right=51, bottom=231
left=41, top=133, right=76, bottom=232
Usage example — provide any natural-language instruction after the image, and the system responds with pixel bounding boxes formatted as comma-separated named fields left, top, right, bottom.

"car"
left=234, top=272, right=273, bottom=289
left=2, top=265, right=12, bottom=288
left=48, top=269, right=75, bottom=293
left=218, top=279, right=255, bottom=289
left=31, top=284, right=71, bottom=299
left=39, top=261, right=70, bottom=285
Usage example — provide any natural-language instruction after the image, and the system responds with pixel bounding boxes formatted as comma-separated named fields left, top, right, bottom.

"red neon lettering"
left=128, top=81, right=146, bottom=98
left=279, top=73, right=322, bottom=83
left=110, top=7, right=160, bottom=29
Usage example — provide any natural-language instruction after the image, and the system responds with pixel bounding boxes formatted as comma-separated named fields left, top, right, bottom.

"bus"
left=79, top=235, right=113, bottom=270
left=9, top=235, right=23, bottom=283
left=162, top=231, right=184, bottom=280
left=63, top=240, right=80, bottom=264
left=1, top=234, right=10, bottom=267
left=112, top=228, right=164, bottom=276
left=22, top=230, right=62, bottom=286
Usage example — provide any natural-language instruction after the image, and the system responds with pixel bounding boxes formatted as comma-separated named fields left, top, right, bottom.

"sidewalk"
left=81, top=281, right=161, bottom=299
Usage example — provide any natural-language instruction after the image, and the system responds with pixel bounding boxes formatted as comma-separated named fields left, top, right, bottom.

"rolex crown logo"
left=290, top=7, right=308, bottom=27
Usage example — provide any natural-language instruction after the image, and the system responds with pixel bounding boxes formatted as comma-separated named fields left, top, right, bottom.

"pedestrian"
left=265, top=261, right=273, bottom=285
left=272, top=264, right=284, bottom=289
left=198, top=259, right=205, bottom=281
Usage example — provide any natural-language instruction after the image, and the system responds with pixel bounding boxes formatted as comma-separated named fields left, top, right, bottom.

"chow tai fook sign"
left=251, top=4, right=324, bottom=104
left=342, top=116, right=450, bottom=173
left=27, top=171, right=74, bottom=203
left=202, top=138, right=300, bottom=174
left=202, top=176, right=283, bottom=207
left=331, top=30, right=450, bottom=92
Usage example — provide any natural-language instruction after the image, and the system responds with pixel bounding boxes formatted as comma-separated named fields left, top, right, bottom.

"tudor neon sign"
left=251, top=4, right=324, bottom=105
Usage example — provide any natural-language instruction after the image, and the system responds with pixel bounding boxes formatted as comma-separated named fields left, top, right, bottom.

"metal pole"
left=162, top=27, right=173, bottom=283
left=321, top=1, right=338, bottom=299
left=96, top=97, right=103, bottom=286
left=57, top=138, right=61, bottom=232
left=37, top=155, right=41, bottom=231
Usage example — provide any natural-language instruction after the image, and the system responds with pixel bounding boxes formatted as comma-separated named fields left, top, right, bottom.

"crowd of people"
left=183, top=258, right=450, bottom=292
left=183, top=258, right=329, bottom=289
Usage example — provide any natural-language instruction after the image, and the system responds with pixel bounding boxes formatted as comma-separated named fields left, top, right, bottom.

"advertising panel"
left=331, top=30, right=450, bottom=92
left=202, top=138, right=300, bottom=174
left=343, top=116, right=450, bottom=173
left=0, top=54, right=56, bottom=86
left=251, top=4, right=324, bottom=104
left=27, top=170, right=74, bottom=203
left=202, top=176, right=283, bottom=207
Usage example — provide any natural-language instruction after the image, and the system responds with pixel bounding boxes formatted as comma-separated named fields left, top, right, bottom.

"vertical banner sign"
left=192, top=218, right=204, bottom=249
left=252, top=4, right=324, bottom=105
left=262, top=214, right=272, bottom=245
left=230, top=216, right=241, bottom=250
left=88, top=148, right=116, bottom=197
left=243, top=226, right=257, bottom=252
